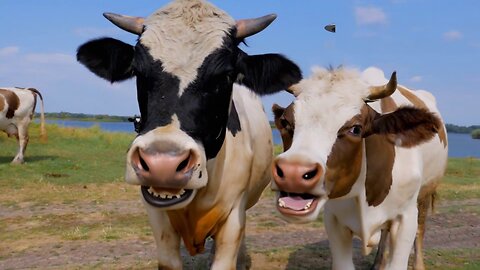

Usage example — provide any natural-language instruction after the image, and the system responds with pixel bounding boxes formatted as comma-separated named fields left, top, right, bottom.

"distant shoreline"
left=36, top=112, right=479, bottom=134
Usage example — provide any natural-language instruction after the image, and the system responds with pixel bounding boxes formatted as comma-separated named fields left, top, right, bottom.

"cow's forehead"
left=139, top=0, right=235, bottom=95
left=294, top=67, right=370, bottom=132
left=287, top=68, right=370, bottom=160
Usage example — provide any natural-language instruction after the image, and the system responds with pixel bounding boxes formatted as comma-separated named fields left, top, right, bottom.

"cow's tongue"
left=280, top=196, right=313, bottom=211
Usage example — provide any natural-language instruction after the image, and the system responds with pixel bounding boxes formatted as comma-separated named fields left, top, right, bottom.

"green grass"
left=0, top=123, right=134, bottom=188
left=439, top=157, right=480, bottom=200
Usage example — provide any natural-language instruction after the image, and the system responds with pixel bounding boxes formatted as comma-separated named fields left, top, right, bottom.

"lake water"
left=43, top=120, right=479, bottom=158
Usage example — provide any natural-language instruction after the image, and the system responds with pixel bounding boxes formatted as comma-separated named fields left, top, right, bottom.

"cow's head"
left=77, top=0, right=301, bottom=210
left=271, top=67, right=440, bottom=223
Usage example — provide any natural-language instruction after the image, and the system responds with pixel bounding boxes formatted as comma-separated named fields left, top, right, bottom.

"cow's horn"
left=103, top=12, right=144, bottom=35
left=286, top=84, right=301, bottom=97
left=236, top=14, right=277, bottom=39
left=366, top=71, right=397, bottom=101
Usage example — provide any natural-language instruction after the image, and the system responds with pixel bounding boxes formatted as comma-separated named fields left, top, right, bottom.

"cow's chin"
left=141, top=186, right=197, bottom=210
left=275, top=191, right=328, bottom=223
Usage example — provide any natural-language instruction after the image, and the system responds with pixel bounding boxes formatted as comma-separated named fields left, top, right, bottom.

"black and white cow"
left=0, top=87, right=46, bottom=164
left=77, top=0, right=301, bottom=269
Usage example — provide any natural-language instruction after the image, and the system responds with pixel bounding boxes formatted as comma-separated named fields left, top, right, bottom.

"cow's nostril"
left=302, top=168, right=318, bottom=180
left=139, top=156, right=150, bottom=172
left=276, top=165, right=284, bottom=178
left=176, top=155, right=190, bottom=172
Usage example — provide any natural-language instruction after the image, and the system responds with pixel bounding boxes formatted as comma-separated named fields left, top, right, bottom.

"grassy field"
left=0, top=123, right=479, bottom=269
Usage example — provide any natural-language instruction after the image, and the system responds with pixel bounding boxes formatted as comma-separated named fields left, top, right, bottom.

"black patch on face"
left=227, top=101, right=241, bottom=136
left=134, top=35, right=239, bottom=159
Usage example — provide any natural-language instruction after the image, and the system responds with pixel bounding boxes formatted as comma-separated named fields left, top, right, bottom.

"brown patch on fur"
left=167, top=206, right=225, bottom=256
left=325, top=106, right=375, bottom=199
left=0, top=95, right=5, bottom=112
left=272, top=103, right=295, bottom=151
left=397, top=86, right=447, bottom=148
left=364, top=134, right=395, bottom=207
left=326, top=133, right=364, bottom=199
left=0, top=88, right=20, bottom=118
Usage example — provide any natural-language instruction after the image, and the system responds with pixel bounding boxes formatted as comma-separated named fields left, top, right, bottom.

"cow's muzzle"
left=271, top=158, right=327, bottom=219
left=130, top=146, right=199, bottom=207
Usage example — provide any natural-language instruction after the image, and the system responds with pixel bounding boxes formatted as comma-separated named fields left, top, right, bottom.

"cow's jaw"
left=141, top=186, right=196, bottom=208
left=274, top=190, right=327, bottom=223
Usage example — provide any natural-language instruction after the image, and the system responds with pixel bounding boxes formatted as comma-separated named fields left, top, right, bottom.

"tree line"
left=35, top=112, right=131, bottom=122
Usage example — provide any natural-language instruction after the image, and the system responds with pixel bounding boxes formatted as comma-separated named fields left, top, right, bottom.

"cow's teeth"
left=278, top=198, right=286, bottom=208
left=148, top=187, right=187, bottom=199
left=304, top=201, right=312, bottom=210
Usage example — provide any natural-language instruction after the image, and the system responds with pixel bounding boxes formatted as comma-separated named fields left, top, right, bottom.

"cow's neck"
left=165, top=131, right=233, bottom=256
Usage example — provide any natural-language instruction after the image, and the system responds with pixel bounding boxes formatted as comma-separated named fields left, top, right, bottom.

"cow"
left=271, top=66, right=448, bottom=270
left=0, top=87, right=46, bottom=164
left=76, top=0, right=302, bottom=269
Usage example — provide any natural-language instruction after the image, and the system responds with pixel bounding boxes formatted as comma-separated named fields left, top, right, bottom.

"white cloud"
left=443, top=31, right=463, bottom=41
left=410, top=76, right=423, bottom=83
left=355, top=6, right=388, bottom=26
left=0, top=46, right=20, bottom=57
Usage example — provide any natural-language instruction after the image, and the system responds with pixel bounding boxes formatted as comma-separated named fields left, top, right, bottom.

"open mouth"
left=141, top=186, right=194, bottom=208
left=276, top=191, right=322, bottom=216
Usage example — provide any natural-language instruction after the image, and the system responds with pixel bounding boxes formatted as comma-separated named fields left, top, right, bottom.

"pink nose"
left=131, top=147, right=196, bottom=188
left=272, top=158, right=322, bottom=193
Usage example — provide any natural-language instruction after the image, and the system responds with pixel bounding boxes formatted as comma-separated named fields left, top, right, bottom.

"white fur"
left=140, top=0, right=235, bottom=95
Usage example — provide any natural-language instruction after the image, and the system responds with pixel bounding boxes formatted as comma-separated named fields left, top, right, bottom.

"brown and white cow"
left=271, top=67, right=448, bottom=270
left=0, top=87, right=46, bottom=164
left=76, top=1, right=302, bottom=269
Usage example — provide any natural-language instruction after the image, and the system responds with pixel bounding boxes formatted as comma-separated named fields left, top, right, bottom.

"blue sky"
left=1, top=1, right=479, bottom=125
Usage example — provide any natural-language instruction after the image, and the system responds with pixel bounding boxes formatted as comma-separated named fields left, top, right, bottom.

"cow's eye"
left=280, top=119, right=290, bottom=128
left=349, top=125, right=362, bottom=136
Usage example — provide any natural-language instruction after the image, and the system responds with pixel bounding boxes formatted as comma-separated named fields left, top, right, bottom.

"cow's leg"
left=143, top=199, right=182, bottom=270
left=371, top=229, right=388, bottom=270
left=12, top=125, right=29, bottom=164
left=210, top=201, right=246, bottom=270
left=386, top=205, right=418, bottom=270
left=413, top=193, right=431, bottom=270
left=324, top=211, right=355, bottom=270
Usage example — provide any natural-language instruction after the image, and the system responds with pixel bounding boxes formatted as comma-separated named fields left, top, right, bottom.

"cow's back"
left=368, top=84, right=448, bottom=186
left=391, top=87, right=448, bottom=185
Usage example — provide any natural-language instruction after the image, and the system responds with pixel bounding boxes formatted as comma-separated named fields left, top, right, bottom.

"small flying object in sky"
left=324, top=24, right=336, bottom=33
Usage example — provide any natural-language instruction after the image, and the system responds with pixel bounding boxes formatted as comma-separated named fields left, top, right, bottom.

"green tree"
left=471, top=129, right=480, bottom=139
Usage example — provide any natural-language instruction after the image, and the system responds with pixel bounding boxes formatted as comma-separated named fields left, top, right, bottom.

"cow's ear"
left=371, top=106, right=441, bottom=148
left=77, top=37, right=135, bottom=83
left=272, top=103, right=286, bottom=129
left=236, top=51, right=302, bottom=95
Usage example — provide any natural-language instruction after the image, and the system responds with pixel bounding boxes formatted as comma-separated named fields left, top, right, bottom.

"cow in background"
left=77, top=0, right=302, bottom=269
left=271, top=67, right=447, bottom=270
left=0, top=87, right=46, bottom=164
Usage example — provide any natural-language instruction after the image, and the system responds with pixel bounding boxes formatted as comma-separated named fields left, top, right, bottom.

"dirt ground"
left=1, top=196, right=479, bottom=270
